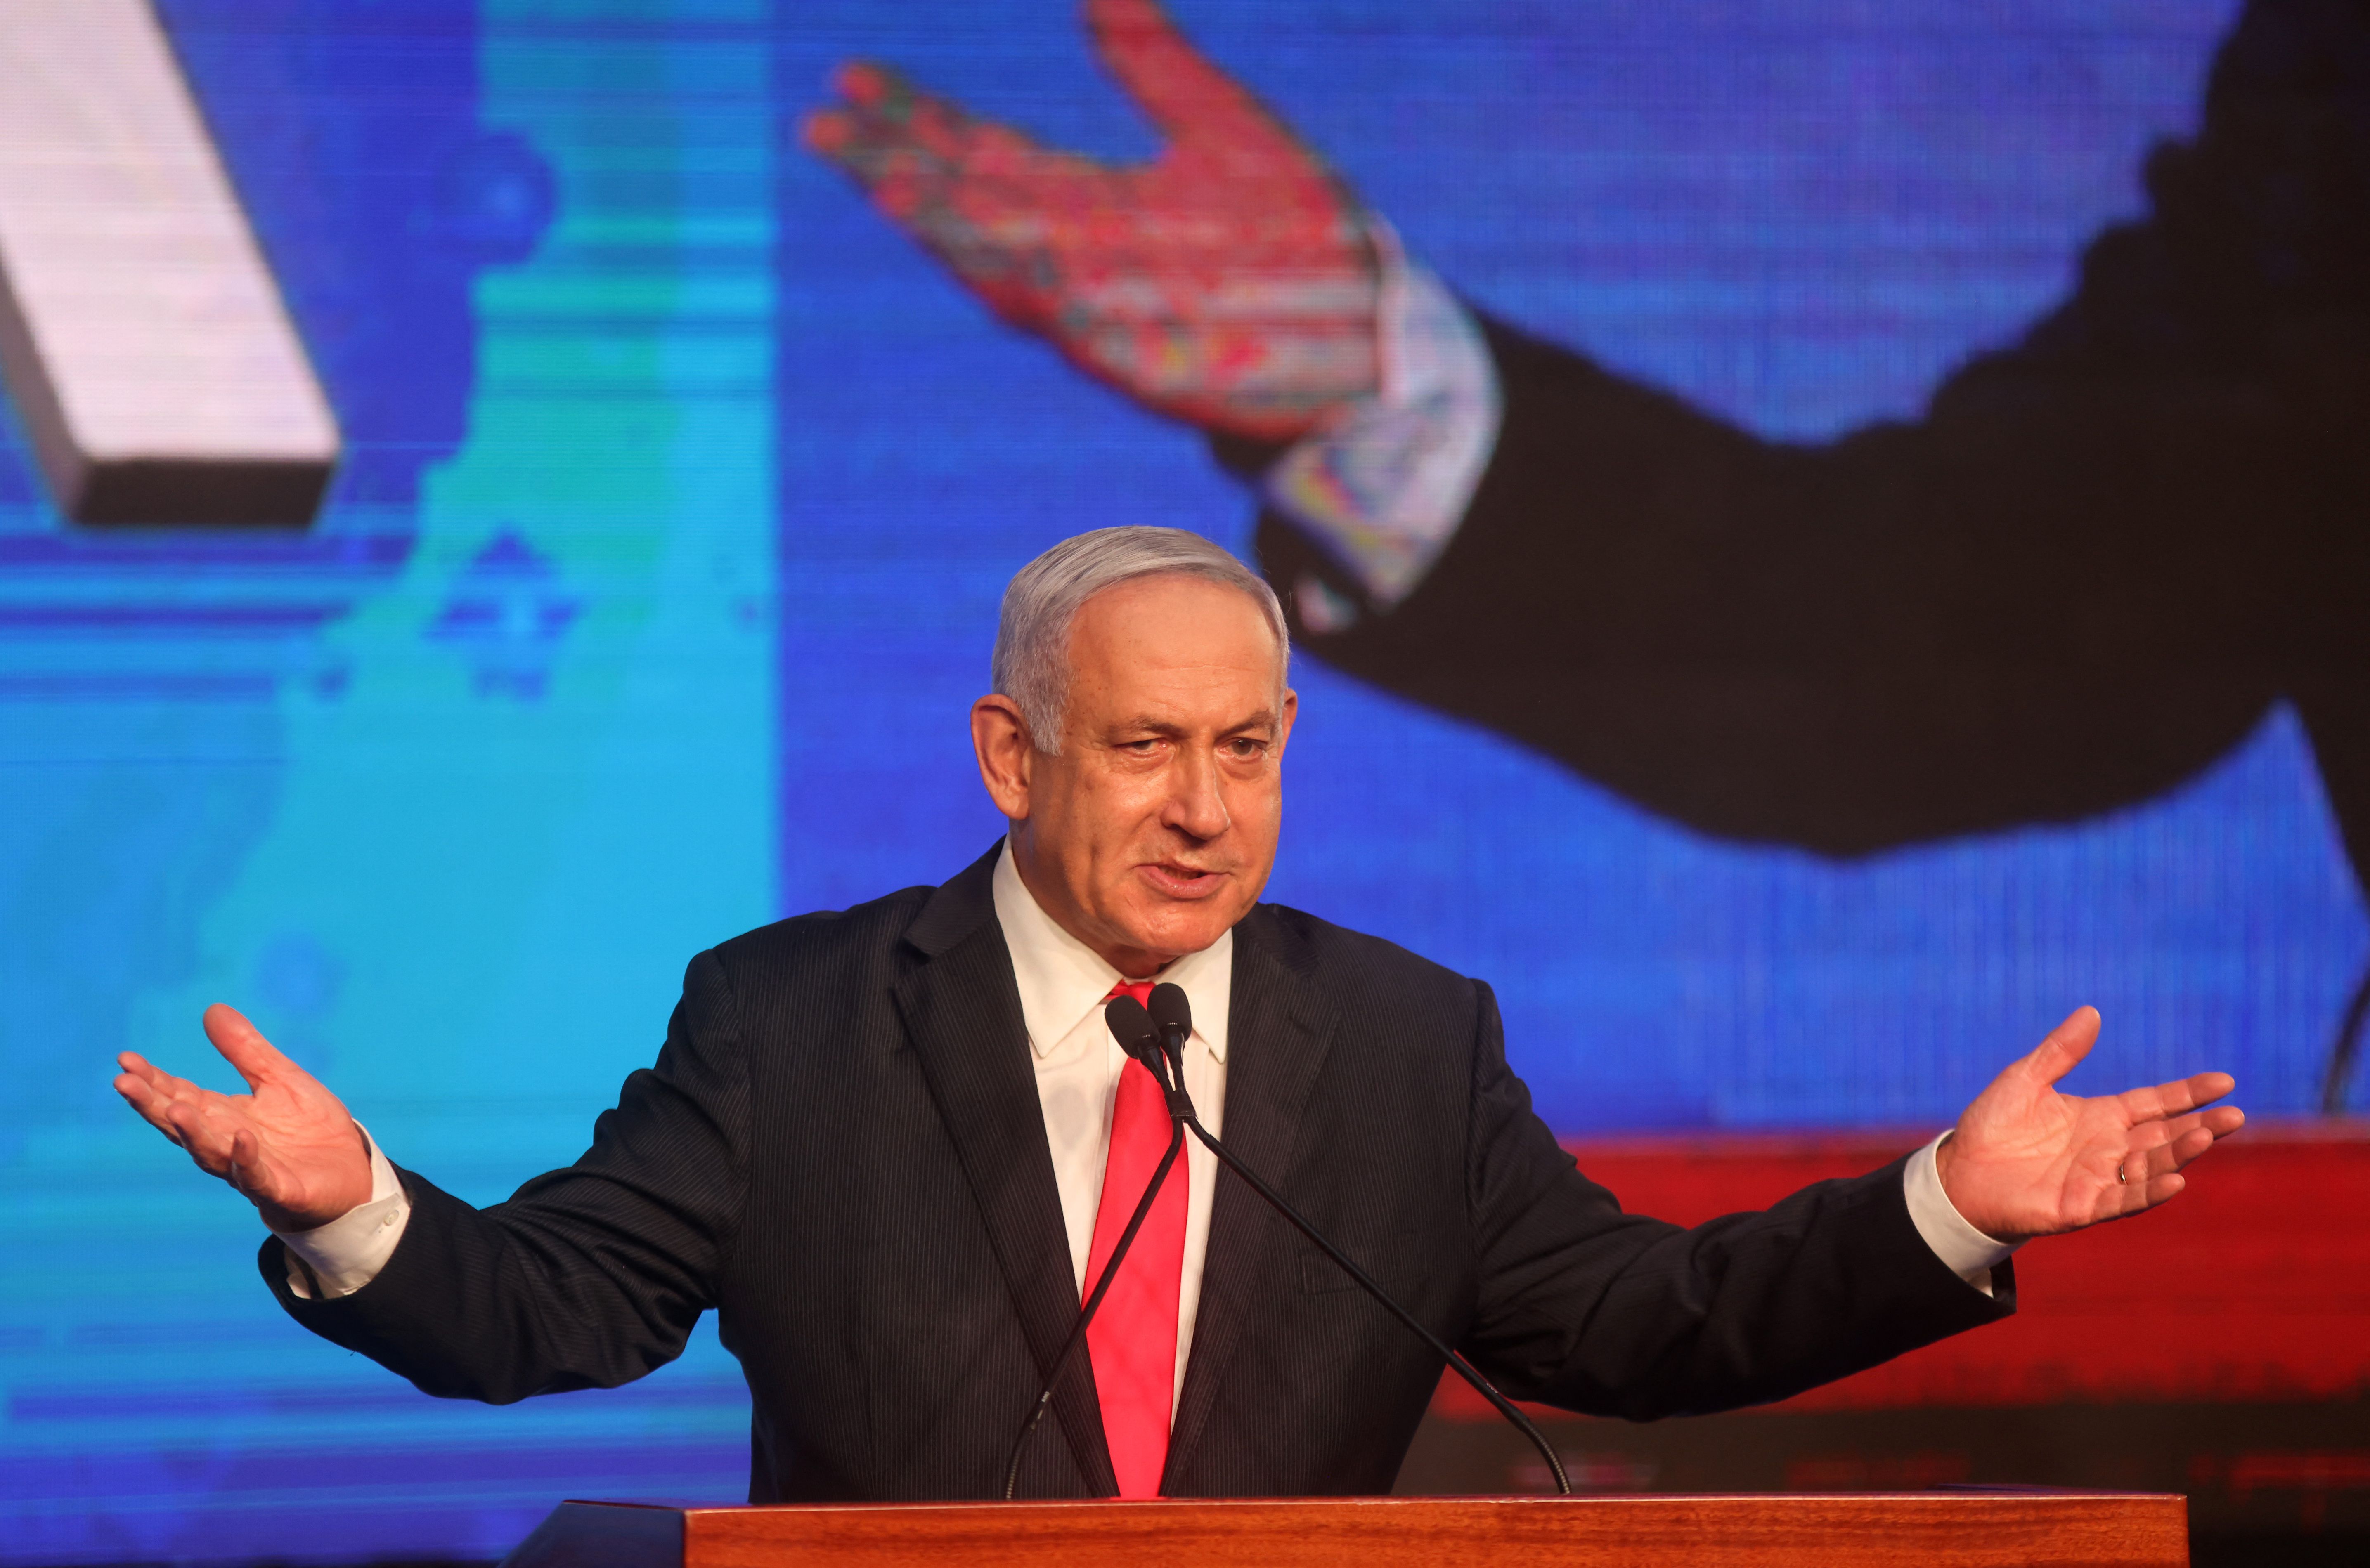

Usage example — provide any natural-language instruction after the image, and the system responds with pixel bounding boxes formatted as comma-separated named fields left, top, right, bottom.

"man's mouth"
left=1138, top=861, right=1228, bottom=900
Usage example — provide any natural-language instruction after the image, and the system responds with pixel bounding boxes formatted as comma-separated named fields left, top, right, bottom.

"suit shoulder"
left=1255, top=902, right=1478, bottom=1008
left=700, top=879, right=937, bottom=985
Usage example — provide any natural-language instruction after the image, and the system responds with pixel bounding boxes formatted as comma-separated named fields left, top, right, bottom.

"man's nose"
left=1161, top=748, right=1231, bottom=841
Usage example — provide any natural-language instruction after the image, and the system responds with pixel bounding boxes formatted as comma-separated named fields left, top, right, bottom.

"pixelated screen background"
left=2, top=0, right=2363, bottom=1561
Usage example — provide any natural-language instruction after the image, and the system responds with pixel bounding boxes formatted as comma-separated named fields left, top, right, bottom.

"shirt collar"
left=991, top=838, right=1231, bottom=1064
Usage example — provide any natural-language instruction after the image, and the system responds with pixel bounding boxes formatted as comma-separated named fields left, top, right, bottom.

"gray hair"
left=992, top=527, right=1291, bottom=753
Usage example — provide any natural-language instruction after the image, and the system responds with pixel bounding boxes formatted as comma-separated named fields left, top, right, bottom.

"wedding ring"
left=2117, top=1160, right=2128, bottom=1185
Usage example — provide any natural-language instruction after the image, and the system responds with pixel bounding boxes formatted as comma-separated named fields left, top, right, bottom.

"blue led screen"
left=5, top=0, right=2365, bottom=1559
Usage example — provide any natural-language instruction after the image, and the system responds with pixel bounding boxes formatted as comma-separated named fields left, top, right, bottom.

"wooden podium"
left=499, top=1492, right=2188, bottom=1567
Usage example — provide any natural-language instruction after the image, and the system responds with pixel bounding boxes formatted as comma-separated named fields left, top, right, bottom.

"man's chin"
left=1114, top=895, right=1248, bottom=963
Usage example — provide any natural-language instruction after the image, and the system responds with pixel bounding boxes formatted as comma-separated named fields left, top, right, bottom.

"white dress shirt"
left=989, top=841, right=1229, bottom=1415
left=280, top=843, right=2014, bottom=1335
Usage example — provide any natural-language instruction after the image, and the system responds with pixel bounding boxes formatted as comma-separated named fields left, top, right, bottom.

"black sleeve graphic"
left=1254, top=0, right=2370, bottom=1100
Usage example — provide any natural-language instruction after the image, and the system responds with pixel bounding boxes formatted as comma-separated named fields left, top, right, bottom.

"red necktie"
left=1082, top=979, right=1187, bottom=1497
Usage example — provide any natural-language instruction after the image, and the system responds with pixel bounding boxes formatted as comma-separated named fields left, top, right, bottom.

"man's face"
left=980, top=573, right=1294, bottom=976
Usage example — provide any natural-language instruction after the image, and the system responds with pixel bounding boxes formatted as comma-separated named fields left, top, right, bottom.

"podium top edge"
left=558, top=1490, right=2186, bottom=1514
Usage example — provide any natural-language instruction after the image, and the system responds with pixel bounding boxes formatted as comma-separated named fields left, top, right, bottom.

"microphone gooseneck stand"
left=1129, top=984, right=1574, bottom=1497
left=999, top=1052, right=1187, bottom=1500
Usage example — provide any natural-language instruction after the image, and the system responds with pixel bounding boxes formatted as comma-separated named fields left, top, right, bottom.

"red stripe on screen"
left=1426, top=1122, right=2370, bottom=1415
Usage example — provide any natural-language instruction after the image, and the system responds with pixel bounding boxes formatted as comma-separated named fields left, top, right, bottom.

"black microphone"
left=1146, top=982, right=1191, bottom=1078
left=1000, top=996, right=1186, bottom=1500
left=1141, top=984, right=1573, bottom=1497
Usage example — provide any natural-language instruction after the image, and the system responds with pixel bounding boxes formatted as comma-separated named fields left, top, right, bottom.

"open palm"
left=1938, top=1006, right=2242, bottom=1240
left=113, top=1004, right=372, bottom=1233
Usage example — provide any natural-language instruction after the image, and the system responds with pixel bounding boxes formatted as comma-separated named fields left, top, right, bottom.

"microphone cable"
left=999, top=1030, right=1187, bottom=1500
left=1128, top=983, right=1573, bottom=1497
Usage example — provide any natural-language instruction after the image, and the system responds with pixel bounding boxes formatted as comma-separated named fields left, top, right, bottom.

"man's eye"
left=1227, top=738, right=1268, bottom=759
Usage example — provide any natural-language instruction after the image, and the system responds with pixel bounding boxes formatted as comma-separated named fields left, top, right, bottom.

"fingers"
left=2119, top=1107, right=2240, bottom=1195
left=805, top=62, right=1077, bottom=205
left=804, top=62, right=967, bottom=203
left=2167, top=1124, right=2218, bottom=1167
left=2098, top=1110, right=2240, bottom=1223
left=161, top=1094, right=242, bottom=1180
left=114, top=1051, right=186, bottom=1108
left=116, top=1050, right=169, bottom=1088
left=114, top=1075, right=185, bottom=1145
left=807, top=62, right=979, bottom=163
left=114, top=1036, right=266, bottom=1177
left=2201, top=1104, right=2246, bottom=1138
left=2114, top=1069, right=2238, bottom=1126
left=114, top=1052, right=204, bottom=1145
left=803, top=60, right=1108, bottom=321
left=2123, top=1123, right=2217, bottom=1181
left=1086, top=0, right=1281, bottom=149
left=2023, top=1006, right=2101, bottom=1087
left=201, top=1004, right=303, bottom=1095
left=2125, top=1105, right=2247, bottom=1160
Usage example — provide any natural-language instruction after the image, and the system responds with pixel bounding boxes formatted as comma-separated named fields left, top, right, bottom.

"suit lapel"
left=1163, top=904, right=1336, bottom=1491
left=893, top=848, right=1117, bottom=1496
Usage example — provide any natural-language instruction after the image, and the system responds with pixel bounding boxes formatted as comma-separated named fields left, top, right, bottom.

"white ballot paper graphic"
left=0, top=0, right=339, bottom=524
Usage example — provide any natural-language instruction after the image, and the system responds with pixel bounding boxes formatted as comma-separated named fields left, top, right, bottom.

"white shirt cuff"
left=1903, top=1131, right=2020, bottom=1297
left=1264, top=219, right=1502, bottom=619
left=275, top=1123, right=411, bottom=1300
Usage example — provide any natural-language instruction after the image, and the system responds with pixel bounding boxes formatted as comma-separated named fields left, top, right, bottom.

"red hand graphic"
left=804, top=0, right=1380, bottom=443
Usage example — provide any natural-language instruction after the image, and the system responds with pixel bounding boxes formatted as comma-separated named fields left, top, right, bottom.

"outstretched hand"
left=114, top=1004, right=373, bottom=1234
left=1937, top=1006, right=2242, bottom=1241
left=804, top=0, right=1379, bottom=442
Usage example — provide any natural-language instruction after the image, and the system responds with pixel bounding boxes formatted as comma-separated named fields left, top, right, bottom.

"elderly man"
left=115, top=527, right=2241, bottom=1502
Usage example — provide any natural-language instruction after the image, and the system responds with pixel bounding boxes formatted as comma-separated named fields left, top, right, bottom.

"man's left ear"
left=1274, top=688, right=1298, bottom=756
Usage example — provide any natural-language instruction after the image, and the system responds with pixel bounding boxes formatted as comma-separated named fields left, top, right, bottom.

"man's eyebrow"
left=1108, top=710, right=1278, bottom=737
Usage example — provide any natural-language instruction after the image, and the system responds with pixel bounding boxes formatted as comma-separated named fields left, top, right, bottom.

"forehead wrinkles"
left=1064, top=586, right=1288, bottom=718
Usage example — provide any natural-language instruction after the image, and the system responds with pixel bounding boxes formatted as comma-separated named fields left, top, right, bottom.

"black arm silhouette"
left=1254, top=0, right=2370, bottom=1104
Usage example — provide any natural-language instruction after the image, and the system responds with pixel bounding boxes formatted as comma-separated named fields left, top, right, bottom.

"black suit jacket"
left=264, top=845, right=2010, bottom=1500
